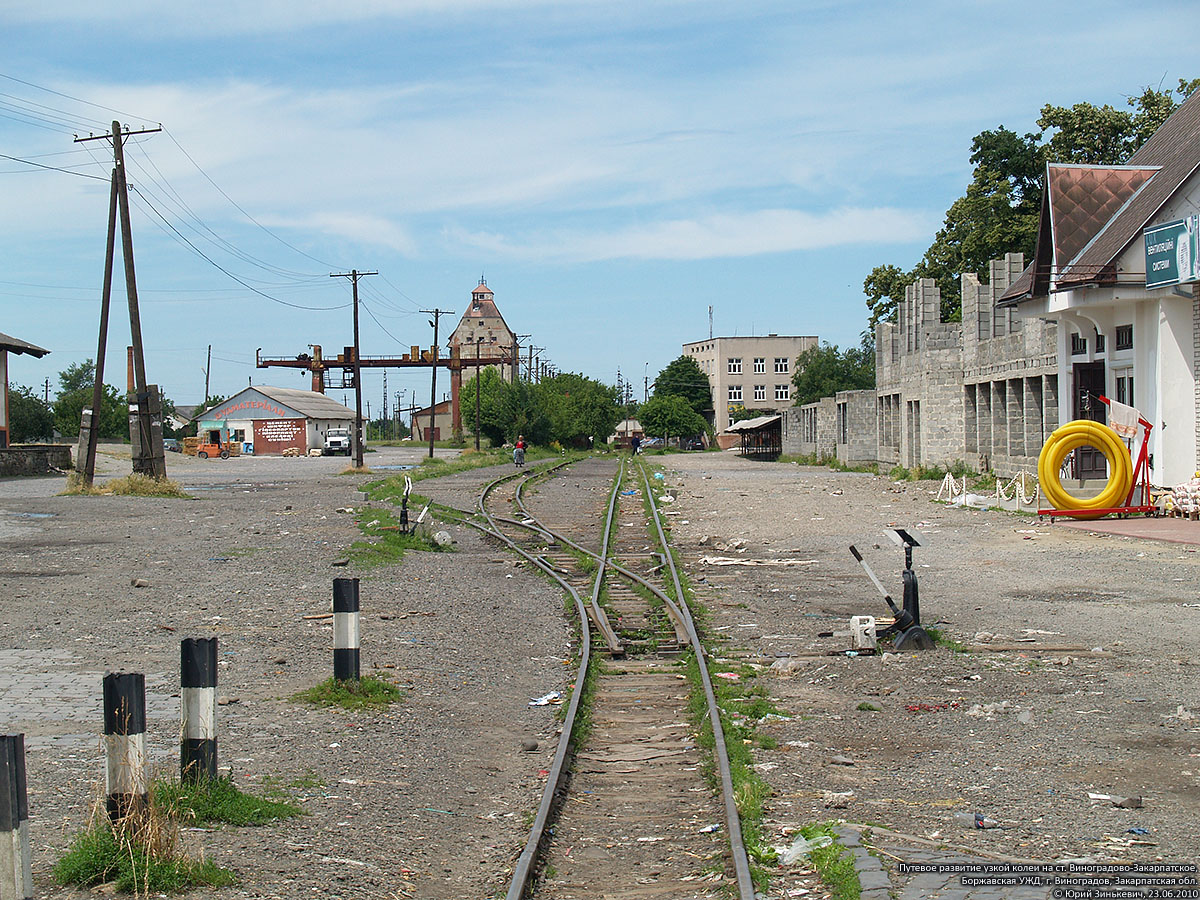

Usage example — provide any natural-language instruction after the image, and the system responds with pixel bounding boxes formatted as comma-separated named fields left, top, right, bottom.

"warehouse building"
left=197, top=386, right=355, bottom=455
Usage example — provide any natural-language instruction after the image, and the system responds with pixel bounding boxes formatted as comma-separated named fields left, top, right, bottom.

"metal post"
left=0, top=735, right=32, bottom=900
left=180, top=638, right=218, bottom=782
left=102, top=673, right=147, bottom=821
left=333, top=578, right=360, bottom=681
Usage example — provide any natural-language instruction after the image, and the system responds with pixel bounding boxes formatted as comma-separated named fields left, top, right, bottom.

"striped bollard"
left=181, top=638, right=218, bottom=782
left=333, top=578, right=360, bottom=681
left=0, top=735, right=32, bottom=900
left=102, top=673, right=147, bottom=821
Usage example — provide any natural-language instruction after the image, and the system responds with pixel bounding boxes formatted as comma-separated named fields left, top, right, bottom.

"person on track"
left=514, top=435, right=526, bottom=467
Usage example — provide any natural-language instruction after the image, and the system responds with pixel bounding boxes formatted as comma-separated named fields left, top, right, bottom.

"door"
left=1073, top=363, right=1106, bottom=480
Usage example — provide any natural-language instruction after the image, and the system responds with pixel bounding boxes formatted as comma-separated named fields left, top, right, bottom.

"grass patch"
left=923, top=626, right=970, bottom=653
left=54, top=804, right=234, bottom=894
left=257, top=771, right=325, bottom=801
left=856, top=702, right=881, bottom=712
left=682, top=654, right=775, bottom=891
left=154, top=775, right=303, bottom=826
left=799, top=823, right=861, bottom=900
left=61, top=472, right=188, bottom=498
left=292, top=674, right=403, bottom=710
left=350, top=507, right=450, bottom=565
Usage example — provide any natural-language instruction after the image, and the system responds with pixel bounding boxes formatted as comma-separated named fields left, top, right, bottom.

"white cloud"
left=449, top=206, right=934, bottom=262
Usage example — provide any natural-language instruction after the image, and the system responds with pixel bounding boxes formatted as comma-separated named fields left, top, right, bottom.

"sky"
left=2, top=0, right=1197, bottom=417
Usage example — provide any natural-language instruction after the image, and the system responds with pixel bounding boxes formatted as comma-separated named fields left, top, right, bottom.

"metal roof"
left=254, top=386, right=355, bottom=419
left=725, top=415, right=781, bottom=432
left=0, top=332, right=49, bottom=357
left=1001, top=90, right=1200, bottom=302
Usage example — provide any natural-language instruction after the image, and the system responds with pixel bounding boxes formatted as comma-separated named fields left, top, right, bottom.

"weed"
left=799, top=823, right=861, bottom=900
left=292, top=674, right=403, bottom=710
left=337, top=465, right=374, bottom=475
left=61, top=472, right=188, bottom=498
left=856, top=702, right=881, bottom=712
left=923, top=626, right=970, bottom=653
left=154, top=776, right=303, bottom=826
left=54, top=800, right=234, bottom=894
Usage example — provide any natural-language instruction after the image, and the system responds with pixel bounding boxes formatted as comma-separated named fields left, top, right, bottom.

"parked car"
left=163, top=438, right=181, bottom=452
left=642, top=437, right=664, bottom=448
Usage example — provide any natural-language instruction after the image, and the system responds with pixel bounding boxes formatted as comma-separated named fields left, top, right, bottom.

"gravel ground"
left=1, top=445, right=571, bottom=900
left=3, top=445, right=1198, bottom=900
left=654, top=450, right=1200, bottom=876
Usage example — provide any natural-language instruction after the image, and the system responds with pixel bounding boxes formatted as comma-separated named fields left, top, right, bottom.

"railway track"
left=441, top=455, right=756, bottom=899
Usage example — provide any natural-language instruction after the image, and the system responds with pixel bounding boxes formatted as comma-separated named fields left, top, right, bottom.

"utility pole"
left=421, top=308, right=453, bottom=459
left=709, top=304, right=713, bottom=340
left=331, top=270, right=377, bottom=469
left=381, top=370, right=387, bottom=444
left=204, top=345, right=211, bottom=405
left=474, top=337, right=483, bottom=451
left=75, top=121, right=165, bottom=482
left=43, top=378, right=49, bottom=403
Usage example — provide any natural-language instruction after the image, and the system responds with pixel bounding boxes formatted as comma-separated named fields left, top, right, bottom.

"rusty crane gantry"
left=256, top=343, right=518, bottom=440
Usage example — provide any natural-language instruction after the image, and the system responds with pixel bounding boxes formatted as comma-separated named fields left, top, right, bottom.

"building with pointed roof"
left=1000, top=90, right=1200, bottom=485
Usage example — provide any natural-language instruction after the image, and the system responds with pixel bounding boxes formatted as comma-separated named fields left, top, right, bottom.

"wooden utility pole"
left=331, top=270, right=377, bottom=469
left=420, top=308, right=453, bottom=458
left=204, top=344, right=211, bottom=405
left=76, top=121, right=165, bottom=481
left=474, top=337, right=483, bottom=451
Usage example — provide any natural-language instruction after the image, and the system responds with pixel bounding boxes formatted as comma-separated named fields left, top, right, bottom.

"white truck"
left=323, top=427, right=353, bottom=456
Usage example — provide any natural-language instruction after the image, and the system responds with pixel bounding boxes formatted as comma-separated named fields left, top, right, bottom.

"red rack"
left=1039, top=394, right=1155, bottom=519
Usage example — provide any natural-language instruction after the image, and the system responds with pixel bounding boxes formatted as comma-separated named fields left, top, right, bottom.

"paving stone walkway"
left=836, top=826, right=1054, bottom=900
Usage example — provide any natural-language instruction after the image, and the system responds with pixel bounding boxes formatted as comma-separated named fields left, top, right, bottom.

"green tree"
left=496, top=379, right=551, bottom=446
left=638, top=394, right=708, bottom=444
left=460, top=368, right=509, bottom=446
left=535, top=372, right=621, bottom=448
left=791, top=340, right=875, bottom=406
left=865, top=79, right=1198, bottom=324
left=51, top=360, right=126, bottom=439
left=7, top=385, right=55, bottom=442
left=653, top=355, right=712, bottom=420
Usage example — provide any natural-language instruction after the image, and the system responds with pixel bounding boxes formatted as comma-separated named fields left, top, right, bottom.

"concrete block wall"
left=784, top=397, right=836, bottom=458
left=835, top=390, right=877, bottom=465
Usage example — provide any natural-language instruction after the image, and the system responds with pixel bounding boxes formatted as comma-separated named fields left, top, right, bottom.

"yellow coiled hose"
left=1037, top=420, right=1133, bottom=517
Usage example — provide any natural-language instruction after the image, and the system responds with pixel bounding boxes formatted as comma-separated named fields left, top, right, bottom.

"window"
left=753, top=385, right=766, bottom=401
left=728, top=385, right=742, bottom=402
left=1071, top=333, right=1087, bottom=355
left=1094, top=330, right=1105, bottom=353
left=775, top=384, right=790, bottom=402
left=728, top=357, right=742, bottom=374
left=232, top=429, right=246, bottom=442
left=753, top=357, right=766, bottom=373
left=774, top=357, right=789, bottom=373
left=1115, top=325, right=1133, bottom=351
left=1116, top=372, right=1134, bottom=406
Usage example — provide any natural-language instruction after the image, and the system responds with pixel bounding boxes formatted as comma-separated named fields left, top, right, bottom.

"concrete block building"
left=872, top=253, right=1058, bottom=475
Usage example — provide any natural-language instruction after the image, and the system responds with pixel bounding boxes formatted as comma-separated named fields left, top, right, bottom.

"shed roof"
left=0, top=332, right=49, bottom=357
left=726, top=415, right=781, bottom=432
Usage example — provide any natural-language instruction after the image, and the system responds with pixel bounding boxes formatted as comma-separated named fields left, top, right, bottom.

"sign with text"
left=1145, top=215, right=1199, bottom=289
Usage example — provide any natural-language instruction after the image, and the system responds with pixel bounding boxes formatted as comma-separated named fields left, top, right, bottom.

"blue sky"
left=2, top=0, right=1196, bottom=414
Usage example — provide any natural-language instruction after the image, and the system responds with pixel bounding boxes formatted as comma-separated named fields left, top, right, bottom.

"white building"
left=1000, top=91, right=1200, bottom=486
left=683, top=334, right=818, bottom=434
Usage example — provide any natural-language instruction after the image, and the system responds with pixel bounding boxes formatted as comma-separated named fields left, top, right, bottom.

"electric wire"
left=128, top=184, right=350, bottom=312
left=0, top=72, right=155, bottom=126
left=0, top=151, right=108, bottom=180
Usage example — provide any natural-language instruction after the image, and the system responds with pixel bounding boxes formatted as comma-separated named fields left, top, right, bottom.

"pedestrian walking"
left=514, top=435, right=526, bottom=467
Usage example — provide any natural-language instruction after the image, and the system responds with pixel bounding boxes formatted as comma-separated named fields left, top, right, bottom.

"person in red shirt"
left=514, top=435, right=526, bottom=467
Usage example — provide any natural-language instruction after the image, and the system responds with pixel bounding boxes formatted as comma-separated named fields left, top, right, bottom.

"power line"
left=0, top=71, right=154, bottom=125
left=0, top=151, right=108, bottom=180
left=163, top=127, right=343, bottom=272
left=128, top=184, right=351, bottom=312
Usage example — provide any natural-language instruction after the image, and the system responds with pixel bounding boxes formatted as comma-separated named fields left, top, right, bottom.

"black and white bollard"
left=181, top=638, right=218, bottom=782
left=102, top=673, right=147, bottom=821
left=0, top=734, right=32, bottom=900
left=333, top=578, right=360, bottom=681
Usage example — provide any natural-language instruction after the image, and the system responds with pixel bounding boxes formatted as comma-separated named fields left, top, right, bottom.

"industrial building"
left=196, top=386, right=354, bottom=456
